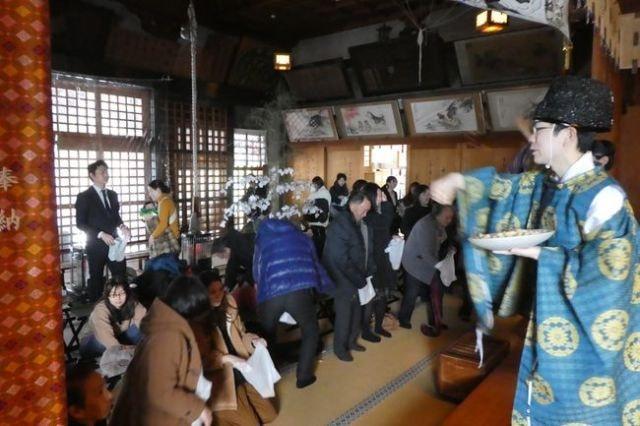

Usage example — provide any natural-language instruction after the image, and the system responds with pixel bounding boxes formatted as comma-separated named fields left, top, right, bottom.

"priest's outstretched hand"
left=430, top=173, right=465, bottom=205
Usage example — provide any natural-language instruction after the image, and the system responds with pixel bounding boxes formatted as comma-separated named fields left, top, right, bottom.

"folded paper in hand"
left=358, top=276, right=376, bottom=305
left=435, top=249, right=456, bottom=287
left=108, top=237, right=127, bottom=262
left=238, top=342, right=281, bottom=398
left=385, top=237, right=404, bottom=270
left=278, top=311, right=297, bottom=325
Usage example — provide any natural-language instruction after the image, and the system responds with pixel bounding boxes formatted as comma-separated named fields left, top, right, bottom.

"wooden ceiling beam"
left=618, top=0, right=640, bottom=14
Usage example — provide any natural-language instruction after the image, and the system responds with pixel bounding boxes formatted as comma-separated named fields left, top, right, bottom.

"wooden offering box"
left=436, top=332, right=510, bottom=401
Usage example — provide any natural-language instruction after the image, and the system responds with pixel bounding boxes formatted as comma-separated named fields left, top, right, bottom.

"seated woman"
left=110, top=275, right=213, bottom=425
left=80, top=278, right=146, bottom=358
left=190, top=269, right=277, bottom=426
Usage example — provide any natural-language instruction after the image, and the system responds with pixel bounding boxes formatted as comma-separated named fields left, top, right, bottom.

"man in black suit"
left=75, top=160, right=130, bottom=302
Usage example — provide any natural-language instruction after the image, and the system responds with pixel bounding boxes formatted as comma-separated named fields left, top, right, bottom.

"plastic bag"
left=108, top=237, right=127, bottom=262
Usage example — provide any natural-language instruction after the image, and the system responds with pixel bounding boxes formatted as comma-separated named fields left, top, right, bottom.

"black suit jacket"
left=75, top=187, right=124, bottom=245
left=323, top=210, right=376, bottom=296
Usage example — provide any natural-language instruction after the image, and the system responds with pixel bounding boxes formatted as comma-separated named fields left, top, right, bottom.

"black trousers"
left=333, top=292, right=362, bottom=355
left=310, top=226, right=326, bottom=257
left=86, top=240, right=126, bottom=302
left=398, top=272, right=430, bottom=326
left=362, top=291, right=387, bottom=333
left=258, top=289, right=319, bottom=382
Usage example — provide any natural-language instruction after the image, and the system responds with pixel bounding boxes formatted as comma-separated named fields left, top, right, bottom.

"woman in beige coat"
left=110, top=276, right=213, bottom=426
left=190, top=270, right=277, bottom=425
left=79, top=278, right=146, bottom=358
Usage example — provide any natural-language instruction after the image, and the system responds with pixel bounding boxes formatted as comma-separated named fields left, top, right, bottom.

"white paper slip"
left=435, top=248, right=456, bottom=287
left=238, top=343, right=281, bottom=398
left=278, top=311, right=297, bottom=325
left=358, top=276, right=375, bottom=305
left=385, top=237, right=404, bottom=271
left=191, top=373, right=212, bottom=426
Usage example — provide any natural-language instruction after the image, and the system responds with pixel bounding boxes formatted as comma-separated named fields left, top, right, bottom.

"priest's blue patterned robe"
left=457, top=166, right=640, bottom=425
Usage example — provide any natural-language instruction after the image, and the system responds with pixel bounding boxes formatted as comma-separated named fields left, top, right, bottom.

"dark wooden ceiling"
left=113, top=0, right=448, bottom=44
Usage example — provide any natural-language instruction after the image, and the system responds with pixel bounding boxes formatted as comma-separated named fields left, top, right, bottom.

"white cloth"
left=558, top=152, right=625, bottom=234
left=278, top=312, right=297, bottom=325
left=108, top=237, right=127, bottom=262
left=191, top=373, right=213, bottom=426
left=385, top=237, right=404, bottom=270
left=236, top=342, right=281, bottom=398
left=435, top=248, right=457, bottom=287
left=358, top=276, right=376, bottom=305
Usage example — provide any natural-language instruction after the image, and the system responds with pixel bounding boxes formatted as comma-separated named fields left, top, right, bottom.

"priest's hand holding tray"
left=469, top=229, right=555, bottom=260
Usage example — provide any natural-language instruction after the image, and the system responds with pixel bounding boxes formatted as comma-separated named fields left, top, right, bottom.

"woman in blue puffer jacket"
left=253, top=218, right=335, bottom=389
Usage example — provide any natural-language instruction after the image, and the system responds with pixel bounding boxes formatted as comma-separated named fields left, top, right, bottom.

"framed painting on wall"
left=485, top=86, right=549, bottom=132
left=283, top=107, right=339, bottom=142
left=454, top=27, right=562, bottom=85
left=404, top=93, right=485, bottom=135
left=336, top=101, right=404, bottom=138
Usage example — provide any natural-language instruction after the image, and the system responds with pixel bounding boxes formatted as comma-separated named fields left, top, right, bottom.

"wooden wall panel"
left=408, top=140, right=461, bottom=184
left=460, top=135, right=523, bottom=173
left=618, top=105, right=640, bottom=212
left=289, top=133, right=523, bottom=189
left=326, top=144, right=364, bottom=187
left=290, top=144, right=326, bottom=181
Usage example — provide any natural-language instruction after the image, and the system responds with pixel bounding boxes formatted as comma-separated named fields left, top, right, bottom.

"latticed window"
left=52, top=74, right=151, bottom=267
left=166, top=101, right=228, bottom=233
left=100, top=94, right=144, bottom=137
left=232, top=129, right=267, bottom=230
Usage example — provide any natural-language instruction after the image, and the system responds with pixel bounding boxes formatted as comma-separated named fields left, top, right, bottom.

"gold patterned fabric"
left=0, top=1, right=66, bottom=423
left=457, top=166, right=640, bottom=425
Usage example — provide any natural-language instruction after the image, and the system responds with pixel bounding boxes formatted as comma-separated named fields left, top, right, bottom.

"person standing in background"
left=306, top=176, right=331, bottom=256
left=329, top=173, right=349, bottom=216
left=75, top=160, right=130, bottom=302
left=382, top=176, right=400, bottom=234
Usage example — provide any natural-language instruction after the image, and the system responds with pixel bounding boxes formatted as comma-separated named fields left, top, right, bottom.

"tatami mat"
left=270, top=295, right=473, bottom=426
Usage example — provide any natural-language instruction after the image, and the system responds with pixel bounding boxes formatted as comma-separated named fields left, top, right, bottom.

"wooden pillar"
left=0, top=0, right=66, bottom=423
left=591, top=31, right=624, bottom=169
left=591, top=30, right=640, bottom=212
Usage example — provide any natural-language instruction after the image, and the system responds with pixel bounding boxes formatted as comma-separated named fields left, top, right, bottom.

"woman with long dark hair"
left=80, top=277, right=146, bottom=358
left=401, top=184, right=432, bottom=237
left=360, top=182, right=396, bottom=340
left=329, top=173, right=349, bottom=215
left=397, top=181, right=419, bottom=218
left=110, top=275, right=213, bottom=425
left=190, top=270, right=278, bottom=425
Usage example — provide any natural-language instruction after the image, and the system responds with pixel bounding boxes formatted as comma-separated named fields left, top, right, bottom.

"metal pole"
left=187, top=1, right=200, bottom=234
